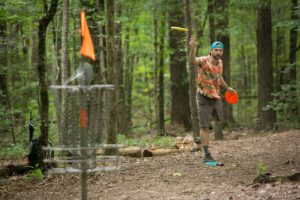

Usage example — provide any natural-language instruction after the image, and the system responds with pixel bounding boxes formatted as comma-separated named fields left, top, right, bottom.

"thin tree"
left=52, top=6, right=63, bottom=145
left=257, top=0, right=276, bottom=130
left=115, top=8, right=127, bottom=134
left=61, top=0, right=70, bottom=147
left=153, top=11, right=159, bottom=132
left=288, top=0, right=298, bottom=119
left=0, top=16, right=15, bottom=143
left=212, top=0, right=232, bottom=140
left=276, top=26, right=286, bottom=89
left=36, top=0, right=59, bottom=168
left=158, top=8, right=166, bottom=135
left=124, top=26, right=133, bottom=131
left=94, top=0, right=106, bottom=143
left=153, top=5, right=166, bottom=135
left=168, top=0, right=192, bottom=130
left=183, top=0, right=199, bottom=138
left=106, top=0, right=117, bottom=149
left=207, top=0, right=215, bottom=43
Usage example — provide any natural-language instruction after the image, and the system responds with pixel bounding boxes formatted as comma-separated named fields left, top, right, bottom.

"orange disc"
left=225, top=90, right=238, bottom=104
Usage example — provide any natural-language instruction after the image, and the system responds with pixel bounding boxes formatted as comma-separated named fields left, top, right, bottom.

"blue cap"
left=211, top=41, right=224, bottom=49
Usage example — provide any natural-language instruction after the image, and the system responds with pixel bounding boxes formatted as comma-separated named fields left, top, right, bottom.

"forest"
left=0, top=0, right=299, bottom=199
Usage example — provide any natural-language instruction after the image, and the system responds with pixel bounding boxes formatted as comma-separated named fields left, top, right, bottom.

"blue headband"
left=211, top=41, right=224, bottom=49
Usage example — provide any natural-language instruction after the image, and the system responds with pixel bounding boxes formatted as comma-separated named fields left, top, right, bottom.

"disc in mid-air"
left=171, top=26, right=188, bottom=32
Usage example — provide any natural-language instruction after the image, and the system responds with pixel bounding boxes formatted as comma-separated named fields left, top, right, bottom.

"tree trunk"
left=168, top=0, right=191, bottom=130
left=0, top=21, right=8, bottom=108
left=208, top=0, right=222, bottom=139
left=257, top=0, right=276, bottom=130
left=239, top=46, right=248, bottom=94
left=207, top=0, right=215, bottom=43
left=216, top=0, right=233, bottom=124
left=214, top=0, right=231, bottom=139
left=289, top=0, right=298, bottom=83
left=0, top=18, right=15, bottom=143
left=61, top=0, right=70, bottom=147
left=124, top=27, right=133, bottom=131
left=97, top=0, right=106, bottom=84
left=52, top=11, right=63, bottom=146
left=94, top=0, right=106, bottom=142
left=154, top=15, right=159, bottom=132
left=115, top=21, right=126, bottom=134
left=183, top=0, right=199, bottom=138
left=158, top=11, right=166, bottom=135
left=36, top=0, right=58, bottom=169
left=275, top=27, right=287, bottom=88
left=288, top=0, right=298, bottom=118
left=106, top=0, right=117, bottom=150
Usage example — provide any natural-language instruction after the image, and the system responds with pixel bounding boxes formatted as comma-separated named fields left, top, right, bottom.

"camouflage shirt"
left=196, top=55, right=223, bottom=99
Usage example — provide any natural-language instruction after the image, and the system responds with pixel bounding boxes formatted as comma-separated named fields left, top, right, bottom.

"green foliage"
left=117, top=134, right=175, bottom=148
left=23, top=164, right=44, bottom=182
left=0, top=0, right=41, bottom=23
left=151, top=135, right=176, bottom=148
left=0, top=143, right=27, bottom=158
left=264, top=80, right=300, bottom=128
left=257, top=161, right=267, bottom=175
left=0, top=106, right=12, bottom=132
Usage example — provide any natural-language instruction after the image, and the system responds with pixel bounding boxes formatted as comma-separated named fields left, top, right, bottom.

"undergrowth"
left=23, top=164, right=44, bottom=182
left=0, top=143, right=27, bottom=158
left=117, top=134, right=175, bottom=148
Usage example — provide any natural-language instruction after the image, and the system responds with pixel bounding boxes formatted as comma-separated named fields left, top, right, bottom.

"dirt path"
left=1, top=130, right=299, bottom=200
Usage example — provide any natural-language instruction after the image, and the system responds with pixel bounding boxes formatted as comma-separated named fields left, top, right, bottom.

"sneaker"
left=204, top=153, right=215, bottom=162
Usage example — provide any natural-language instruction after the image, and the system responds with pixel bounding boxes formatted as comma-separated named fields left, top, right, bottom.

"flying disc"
left=225, top=90, right=239, bottom=104
left=171, top=26, right=188, bottom=32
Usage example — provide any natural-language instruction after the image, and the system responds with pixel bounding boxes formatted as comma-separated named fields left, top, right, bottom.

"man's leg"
left=200, top=127, right=214, bottom=162
left=196, top=93, right=215, bottom=162
left=200, top=128, right=209, bottom=147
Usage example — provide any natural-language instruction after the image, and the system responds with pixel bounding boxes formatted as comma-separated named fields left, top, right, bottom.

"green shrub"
left=0, top=143, right=27, bottom=158
left=152, top=135, right=175, bottom=148
left=265, top=80, right=300, bottom=129
left=257, top=161, right=267, bottom=175
left=117, top=134, right=175, bottom=148
left=24, top=164, right=44, bottom=182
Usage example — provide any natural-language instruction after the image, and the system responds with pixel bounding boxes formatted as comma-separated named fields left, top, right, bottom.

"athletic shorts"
left=196, top=93, right=223, bottom=128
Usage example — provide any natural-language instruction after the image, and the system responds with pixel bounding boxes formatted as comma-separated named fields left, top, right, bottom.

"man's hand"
left=189, top=36, right=196, bottom=49
left=227, top=87, right=236, bottom=93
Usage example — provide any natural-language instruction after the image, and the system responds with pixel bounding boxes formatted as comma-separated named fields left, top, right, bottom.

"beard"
left=212, top=54, right=222, bottom=60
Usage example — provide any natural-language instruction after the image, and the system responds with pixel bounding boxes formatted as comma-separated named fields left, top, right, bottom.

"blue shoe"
left=205, top=161, right=218, bottom=166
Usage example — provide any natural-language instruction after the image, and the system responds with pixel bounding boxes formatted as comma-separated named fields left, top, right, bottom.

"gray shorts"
left=196, top=93, right=223, bottom=128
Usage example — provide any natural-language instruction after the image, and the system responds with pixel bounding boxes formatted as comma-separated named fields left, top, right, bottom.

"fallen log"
left=148, top=148, right=181, bottom=156
left=253, top=172, right=300, bottom=184
left=96, top=147, right=182, bottom=158
left=119, top=147, right=143, bottom=158
left=119, top=147, right=181, bottom=158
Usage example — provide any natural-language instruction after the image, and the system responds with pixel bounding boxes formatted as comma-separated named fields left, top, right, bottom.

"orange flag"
left=80, top=11, right=96, bottom=61
left=80, top=109, right=87, bottom=128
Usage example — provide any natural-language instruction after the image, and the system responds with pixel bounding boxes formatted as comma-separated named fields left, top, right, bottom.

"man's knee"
left=200, top=128, right=209, bottom=133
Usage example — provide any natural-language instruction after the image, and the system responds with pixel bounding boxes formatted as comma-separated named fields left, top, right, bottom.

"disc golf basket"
left=44, top=62, right=123, bottom=200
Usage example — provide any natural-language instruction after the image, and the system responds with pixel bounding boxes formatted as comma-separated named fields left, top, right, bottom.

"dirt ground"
left=0, top=130, right=299, bottom=200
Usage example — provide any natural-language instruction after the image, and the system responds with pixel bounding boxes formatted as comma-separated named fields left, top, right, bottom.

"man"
left=189, top=37, right=235, bottom=163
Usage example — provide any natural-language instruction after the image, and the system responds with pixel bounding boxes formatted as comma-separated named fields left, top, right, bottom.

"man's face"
left=211, top=48, right=223, bottom=60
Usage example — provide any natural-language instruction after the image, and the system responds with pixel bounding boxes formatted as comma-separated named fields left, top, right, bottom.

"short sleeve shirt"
left=196, top=55, right=223, bottom=99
